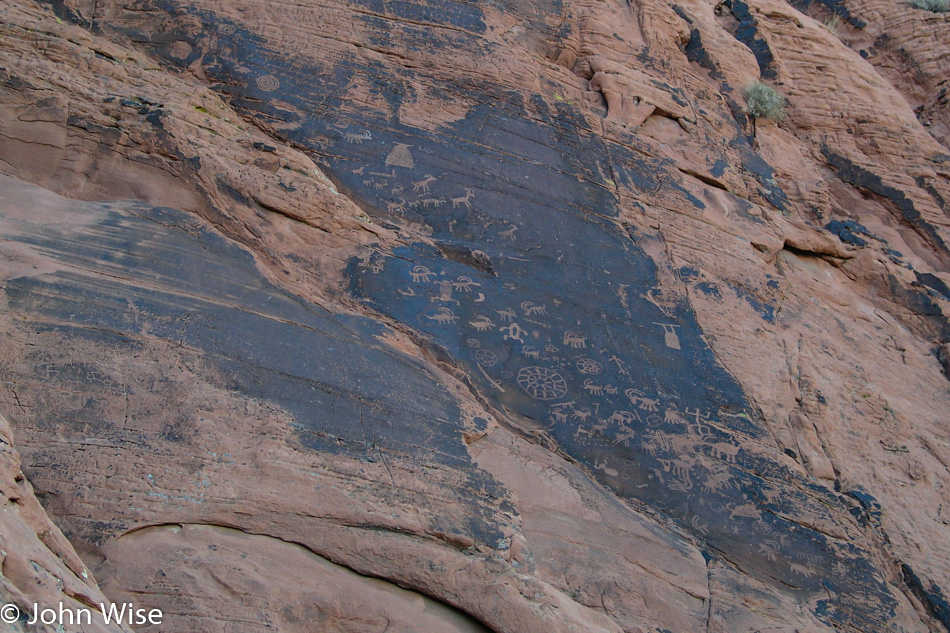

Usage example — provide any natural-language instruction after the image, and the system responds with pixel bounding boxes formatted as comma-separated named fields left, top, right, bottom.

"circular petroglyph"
left=256, top=74, right=280, bottom=92
left=467, top=338, right=481, bottom=348
left=475, top=349, right=498, bottom=367
left=218, top=24, right=236, bottom=35
left=517, top=366, right=568, bottom=401
left=576, top=357, right=602, bottom=375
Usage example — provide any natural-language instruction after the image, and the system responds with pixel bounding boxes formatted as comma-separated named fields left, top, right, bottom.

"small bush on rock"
left=744, top=81, right=786, bottom=122
left=910, top=0, right=948, bottom=12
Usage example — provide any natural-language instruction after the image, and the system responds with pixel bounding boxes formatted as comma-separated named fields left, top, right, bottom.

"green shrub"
left=910, top=0, right=948, bottom=12
left=744, top=81, right=786, bottom=122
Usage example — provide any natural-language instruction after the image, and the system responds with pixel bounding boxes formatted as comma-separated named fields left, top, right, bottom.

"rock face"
left=0, top=0, right=948, bottom=631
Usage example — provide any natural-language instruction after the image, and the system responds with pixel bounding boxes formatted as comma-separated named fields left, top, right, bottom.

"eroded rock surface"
left=0, top=0, right=948, bottom=631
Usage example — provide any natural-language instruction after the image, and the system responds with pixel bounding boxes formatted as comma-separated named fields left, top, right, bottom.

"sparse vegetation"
left=823, top=14, right=844, bottom=34
left=910, top=0, right=948, bottom=12
left=743, top=81, right=786, bottom=122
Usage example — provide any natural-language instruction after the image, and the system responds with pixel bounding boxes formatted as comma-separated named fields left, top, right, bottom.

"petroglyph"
left=420, top=197, right=446, bottom=208
left=218, top=24, right=236, bottom=35
left=517, top=366, right=568, bottom=401
left=501, top=322, right=527, bottom=343
left=563, top=331, right=587, bottom=349
left=412, top=175, right=436, bottom=193
left=424, top=307, right=458, bottom=325
left=655, top=323, right=682, bottom=350
left=521, top=302, right=547, bottom=316
left=701, top=470, right=735, bottom=494
left=351, top=166, right=365, bottom=175
left=469, top=315, right=495, bottom=332
left=608, top=355, right=629, bottom=377
left=373, top=180, right=389, bottom=190
left=431, top=280, right=459, bottom=305
left=499, top=225, right=519, bottom=241
left=583, top=379, right=604, bottom=396
left=496, top=308, right=517, bottom=322
left=451, top=188, right=475, bottom=209
left=475, top=349, right=498, bottom=367
left=451, top=276, right=481, bottom=292
left=659, top=458, right=692, bottom=489
left=575, top=357, right=604, bottom=376
left=385, top=199, right=406, bottom=214
left=522, top=345, right=540, bottom=359
left=385, top=144, right=415, bottom=169
left=478, top=364, right=505, bottom=392
left=344, top=129, right=373, bottom=144
left=410, top=265, right=436, bottom=283
left=707, top=442, right=740, bottom=463
left=256, top=74, right=280, bottom=91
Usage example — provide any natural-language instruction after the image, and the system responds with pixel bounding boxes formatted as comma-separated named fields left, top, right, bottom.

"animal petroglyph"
left=256, top=74, right=280, bottom=91
left=563, top=331, right=587, bottom=349
left=659, top=458, right=692, bottom=489
left=522, top=345, right=541, bottom=359
left=707, top=442, right=740, bottom=463
left=412, top=175, right=436, bottom=193
left=386, top=144, right=415, bottom=169
left=410, top=265, right=436, bottom=283
left=496, top=308, right=517, bottom=322
left=701, top=470, right=735, bottom=494
left=352, top=166, right=366, bottom=175
left=373, top=180, right=389, bottom=190
left=420, top=197, right=446, bottom=208
left=451, top=276, right=481, bottom=292
left=517, top=366, right=568, bottom=401
left=583, top=379, right=604, bottom=396
left=385, top=199, right=406, bottom=214
left=391, top=183, right=404, bottom=195
left=521, top=302, right=547, bottom=316
left=469, top=316, right=495, bottom=332
left=499, top=225, right=518, bottom=241
left=501, top=322, right=527, bottom=344
left=344, top=129, right=373, bottom=144
left=451, top=188, right=475, bottom=209
left=576, top=357, right=603, bottom=375
left=475, top=349, right=498, bottom=367
left=425, top=307, right=459, bottom=325
left=572, top=407, right=592, bottom=423
left=655, top=323, right=682, bottom=350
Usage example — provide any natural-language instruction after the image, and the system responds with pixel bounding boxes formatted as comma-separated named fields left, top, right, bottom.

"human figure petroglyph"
left=431, top=280, right=459, bottom=305
left=451, top=276, right=481, bottom=292
left=521, top=301, right=547, bottom=316
left=345, top=129, right=373, bottom=144
left=469, top=315, right=495, bottom=332
left=412, top=175, right=436, bottom=193
left=451, top=188, right=475, bottom=209
left=583, top=379, right=604, bottom=396
left=563, top=331, right=587, bottom=349
left=501, top=322, right=527, bottom=343
left=496, top=308, right=517, bottom=322
left=608, top=355, right=629, bottom=377
left=410, top=265, right=436, bottom=283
